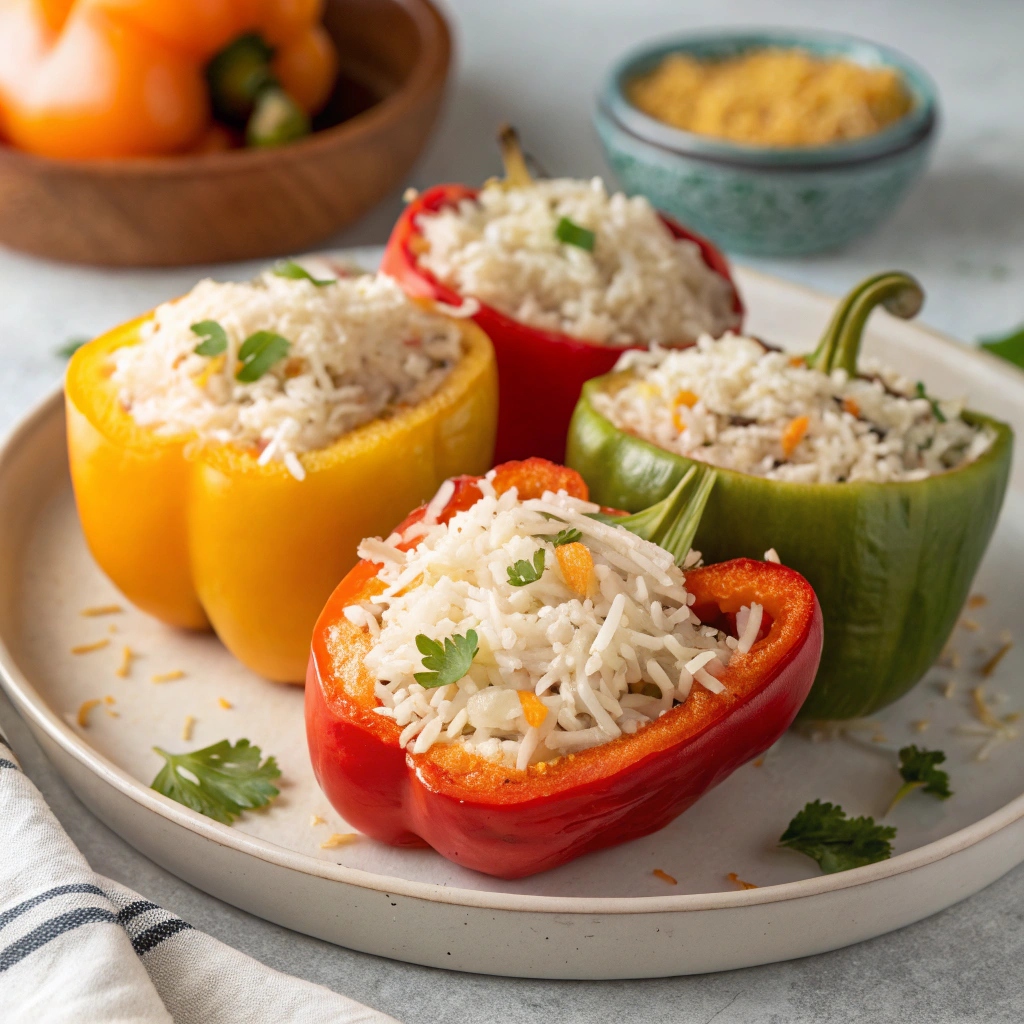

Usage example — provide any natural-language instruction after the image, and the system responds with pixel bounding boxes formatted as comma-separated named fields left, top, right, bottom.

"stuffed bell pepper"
left=381, top=128, right=743, bottom=464
left=66, top=263, right=498, bottom=682
left=306, top=457, right=822, bottom=878
left=567, top=273, right=1013, bottom=720
left=0, top=0, right=338, bottom=158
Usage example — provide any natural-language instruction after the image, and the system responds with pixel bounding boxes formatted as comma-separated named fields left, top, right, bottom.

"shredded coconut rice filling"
left=595, top=335, right=994, bottom=483
left=111, top=270, right=464, bottom=480
left=416, top=177, right=739, bottom=346
left=342, top=474, right=760, bottom=770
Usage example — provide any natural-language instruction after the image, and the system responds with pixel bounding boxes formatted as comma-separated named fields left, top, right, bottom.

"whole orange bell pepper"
left=306, top=459, right=823, bottom=878
left=65, top=309, right=498, bottom=682
left=0, top=0, right=337, bottom=158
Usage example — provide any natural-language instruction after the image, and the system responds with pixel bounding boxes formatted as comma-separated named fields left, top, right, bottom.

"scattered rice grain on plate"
left=594, top=337, right=995, bottom=484
left=344, top=472, right=760, bottom=770
left=652, top=869, right=677, bottom=885
left=111, top=272, right=465, bottom=480
left=181, top=715, right=195, bottom=741
left=417, top=177, right=738, bottom=345
left=217, top=697, right=233, bottom=709
left=309, top=815, right=326, bottom=827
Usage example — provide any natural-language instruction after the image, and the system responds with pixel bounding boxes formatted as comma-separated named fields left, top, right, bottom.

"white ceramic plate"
left=1, top=265, right=1022, bottom=979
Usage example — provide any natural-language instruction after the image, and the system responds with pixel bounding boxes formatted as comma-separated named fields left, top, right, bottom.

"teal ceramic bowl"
left=594, top=29, right=939, bottom=257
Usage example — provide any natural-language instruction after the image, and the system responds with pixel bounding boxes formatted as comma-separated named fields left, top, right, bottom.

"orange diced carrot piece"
left=556, top=541, right=594, bottom=597
left=518, top=690, right=548, bottom=728
left=781, top=415, right=810, bottom=458
left=842, top=397, right=860, bottom=417
left=671, top=389, right=699, bottom=431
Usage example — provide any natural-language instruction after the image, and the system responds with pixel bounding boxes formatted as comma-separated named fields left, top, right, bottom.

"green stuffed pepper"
left=566, top=273, right=1013, bottom=720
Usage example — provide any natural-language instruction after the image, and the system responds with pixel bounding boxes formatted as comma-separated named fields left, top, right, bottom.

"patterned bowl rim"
left=600, top=26, right=940, bottom=169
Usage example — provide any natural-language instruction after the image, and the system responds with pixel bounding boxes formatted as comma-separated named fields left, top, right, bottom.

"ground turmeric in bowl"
left=628, top=48, right=913, bottom=148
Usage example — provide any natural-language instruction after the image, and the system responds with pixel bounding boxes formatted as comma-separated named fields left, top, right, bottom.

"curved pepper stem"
left=588, top=464, right=717, bottom=566
left=807, top=272, right=924, bottom=377
left=497, top=123, right=533, bottom=188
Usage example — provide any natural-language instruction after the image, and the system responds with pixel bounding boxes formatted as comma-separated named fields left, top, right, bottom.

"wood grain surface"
left=0, top=0, right=451, bottom=267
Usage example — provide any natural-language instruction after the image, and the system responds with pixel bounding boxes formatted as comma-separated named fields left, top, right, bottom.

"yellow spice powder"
left=628, top=48, right=912, bottom=147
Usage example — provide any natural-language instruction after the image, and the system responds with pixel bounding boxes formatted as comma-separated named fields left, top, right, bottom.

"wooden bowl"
left=0, top=0, right=451, bottom=267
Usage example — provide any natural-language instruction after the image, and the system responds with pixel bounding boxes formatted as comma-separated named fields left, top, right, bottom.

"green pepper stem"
left=807, top=272, right=924, bottom=377
left=886, top=778, right=924, bottom=816
left=588, top=464, right=717, bottom=566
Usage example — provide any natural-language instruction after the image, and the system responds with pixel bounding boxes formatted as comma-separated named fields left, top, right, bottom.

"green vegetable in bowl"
left=567, top=273, right=1014, bottom=719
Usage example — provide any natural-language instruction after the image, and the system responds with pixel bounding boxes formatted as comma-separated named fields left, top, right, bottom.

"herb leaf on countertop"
left=56, top=337, right=89, bottom=359
left=980, top=324, right=1024, bottom=369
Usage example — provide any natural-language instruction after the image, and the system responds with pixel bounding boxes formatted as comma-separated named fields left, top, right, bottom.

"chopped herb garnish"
left=779, top=800, right=896, bottom=874
left=507, top=549, right=546, bottom=587
left=980, top=324, right=1024, bottom=369
left=56, top=336, right=89, bottom=359
left=414, top=630, right=479, bottom=689
left=915, top=381, right=947, bottom=422
left=191, top=320, right=228, bottom=357
left=272, top=259, right=335, bottom=286
left=236, top=330, right=290, bottom=382
left=887, top=745, right=952, bottom=813
left=151, top=739, right=280, bottom=825
left=550, top=527, right=582, bottom=547
left=554, top=216, right=595, bottom=252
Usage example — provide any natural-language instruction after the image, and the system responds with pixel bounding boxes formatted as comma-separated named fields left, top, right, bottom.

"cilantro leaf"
left=272, top=259, right=335, bottom=286
left=56, top=336, right=89, bottom=359
left=554, top=216, right=595, bottom=252
left=507, top=548, right=546, bottom=587
left=236, top=330, right=290, bottom=382
left=151, top=739, right=280, bottom=825
left=779, top=800, right=896, bottom=874
left=980, top=324, right=1024, bottom=369
left=191, top=320, right=228, bottom=357
left=414, top=630, right=479, bottom=689
left=549, top=527, right=582, bottom=547
left=915, top=381, right=947, bottom=423
left=888, top=745, right=952, bottom=812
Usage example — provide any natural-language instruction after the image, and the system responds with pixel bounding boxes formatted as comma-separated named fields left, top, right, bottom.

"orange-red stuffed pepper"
left=306, top=458, right=822, bottom=878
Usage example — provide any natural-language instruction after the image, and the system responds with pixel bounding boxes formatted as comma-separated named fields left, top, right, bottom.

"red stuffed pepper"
left=306, top=458, right=822, bottom=878
left=381, top=128, right=743, bottom=464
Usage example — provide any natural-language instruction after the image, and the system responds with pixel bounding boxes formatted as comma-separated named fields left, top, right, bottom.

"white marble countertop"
left=2, top=0, right=1023, bottom=1019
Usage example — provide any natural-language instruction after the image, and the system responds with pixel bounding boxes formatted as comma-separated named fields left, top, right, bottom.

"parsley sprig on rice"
left=416, top=176, right=739, bottom=346
left=345, top=472, right=762, bottom=770
left=111, top=270, right=464, bottom=481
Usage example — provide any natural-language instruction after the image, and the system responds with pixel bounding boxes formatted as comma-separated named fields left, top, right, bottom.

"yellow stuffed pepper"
left=65, top=263, right=498, bottom=681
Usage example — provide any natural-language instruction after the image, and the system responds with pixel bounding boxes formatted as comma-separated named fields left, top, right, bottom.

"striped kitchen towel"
left=0, top=733, right=398, bottom=1024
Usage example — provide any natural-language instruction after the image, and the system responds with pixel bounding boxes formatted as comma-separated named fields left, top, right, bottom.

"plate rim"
left=2, top=268, right=1022, bottom=918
